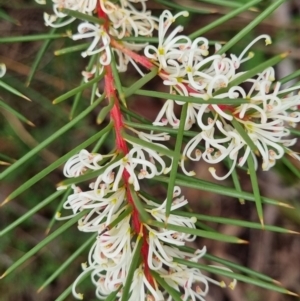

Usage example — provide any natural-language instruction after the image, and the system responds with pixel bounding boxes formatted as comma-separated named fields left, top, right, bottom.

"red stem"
left=98, top=3, right=152, bottom=283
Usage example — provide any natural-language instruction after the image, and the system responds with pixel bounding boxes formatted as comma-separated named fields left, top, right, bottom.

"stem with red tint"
left=98, top=3, right=152, bottom=283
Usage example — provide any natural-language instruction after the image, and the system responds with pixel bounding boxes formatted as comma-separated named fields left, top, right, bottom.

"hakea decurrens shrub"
left=33, top=0, right=300, bottom=300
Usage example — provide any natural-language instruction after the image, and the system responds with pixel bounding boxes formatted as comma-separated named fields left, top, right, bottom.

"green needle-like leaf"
left=97, top=99, right=114, bottom=124
left=0, top=153, right=15, bottom=164
left=53, top=72, right=104, bottom=104
left=3, top=76, right=66, bottom=120
left=54, top=271, right=91, bottom=301
left=281, top=156, right=300, bottom=179
left=123, top=68, right=158, bottom=98
left=155, top=0, right=212, bottom=14
left=217, top=0, right=286, bottom=54
left=0, top=190, right=64, bottom=236
left=104, top=286, right=122, bottom=301
left=279, top=69, right=300, bottom=85
left=289, top=128, right=300, bottom=137
left=0, top=33, right=68, bottom=43
left=189, top=0, right=261, bottom=39
left=148, top=220, right=247, bottom=243
left=247, top=152, right=264, bottom=226
left=226, top=159, right=245, bottom=204
left=125, top=121, right=196, bottom=137
left=26, top=26, right=57, bottom=86
left=110, top=50, right=130, bottom=107
left=120, top=236, right=142, bottom=301
left=2, top=122, right=113, bottom=204
left=0, top=210, right=87, bottom=279
left=92, top=129, right=111, bottom=153
left=166, top=103, right=188, bottom=218
left=122, top=132, right=175, bottom=158
left=0, top=8, right=20, bottom=25
left=38, top=233, right=96, bottom=292
left=70, top=54, right=98, bottom=119
left=155, top=174, right=292, bottom=208
left=0, top=99, right=34, bottom=126
left=129, top=186, right=152, bottom=223
left=174, top=211, right=298, bottom=234
left=173, top=258, right=298, bottom=296
left=151, top=270, right=182, bottom=301
left=203, top=252, right=278, bottom=284
left=231, top=117, right=257, bottom=152
left=46, top=188, right=71, bottom=235
left=0, top=95, right=105, bottom=181
left=59, top=8, right=105, bottom=24
left=193, top=0, right=242, bottom=8
left=134, top=89, right=249, bottom=105
left=58, top=153, right=123, bottom=187
left=54, top=43, right=89, bottom=56
left=105, top=205, right=133, bottom=231
left=121, top=37, right=159, bottom=43
left=0, top=80, right=30, bottom=101
left=121, top=107, right=152, bottom=124
left=178, top=245, right=279, bottom=284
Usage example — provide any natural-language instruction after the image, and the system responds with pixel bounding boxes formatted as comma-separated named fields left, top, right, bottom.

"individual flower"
left=72, top=22, right=111, bottom=59
left=141, top=187, right=197, bottom=270
left=163, top=267, right=225, bottom=301
left=128, top=265, right=164, bottom=301
left=63, top=149, right=107, bottom=178
left=93, top=151, right=155, bottom=192
left=43, top=0, right=97, bottom=27
left=144, top=10, right=191, bottom=73
left=58, top=185, right=126, bottom=229
left=107, top=4, right=156, bottom=39
left=0, top=63, right=6, bottom=78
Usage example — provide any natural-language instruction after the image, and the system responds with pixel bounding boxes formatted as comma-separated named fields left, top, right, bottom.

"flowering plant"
left=0, top=0, right=299, bottom=300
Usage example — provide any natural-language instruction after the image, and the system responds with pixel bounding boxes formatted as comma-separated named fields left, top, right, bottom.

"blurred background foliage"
left=0, top=0, right=300, bottom=300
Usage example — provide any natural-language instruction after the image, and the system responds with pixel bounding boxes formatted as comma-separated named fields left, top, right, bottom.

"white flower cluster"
left=59, top=164, right=227, bottom=301
left=62, top=139, right=172, bottom=193
left=39, top=1, right=299, bottom=299
left=145, top=10, right=300, bottom=180
left=41, top=0, right=157, bottom=73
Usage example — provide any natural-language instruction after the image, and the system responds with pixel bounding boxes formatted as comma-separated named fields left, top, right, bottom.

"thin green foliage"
left=165, top=103, right=188, bottom=218
left=1, top=1, right=299, bottom=300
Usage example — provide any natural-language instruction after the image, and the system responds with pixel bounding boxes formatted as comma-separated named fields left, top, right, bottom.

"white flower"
left=77, top=188, right=126, bottom=231
left=128, top=265, right=164, bottom=301
left=72, top=23, right=111, bottom=59
left=145, top=187, right=197, bottom=240
left=153, top=99, right=179, bottom=128
left=79, top=216, right=134, bottom=299
left=163, top=267, right=225, bottom=301
left=234, top=34, right=271, bottom=69
left=56, top=185, right=127, bottom=229
left=43, top=0, right=97, bottom=27
left=93, top=145, right=163, bottom=192
left=108, top=5, right=156, bottom=39
left=0, top=63, right=6, bottom=78
left=63, top=149, right=105, bottom=178
left=93, top=215, right=132, bottom=264
left=141, top=187, right=197, bottom=270
left=144, top=10, right=190, bottom=73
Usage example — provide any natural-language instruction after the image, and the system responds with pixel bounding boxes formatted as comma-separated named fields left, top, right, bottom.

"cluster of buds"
left=36, top=0, right=300, bottom=300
